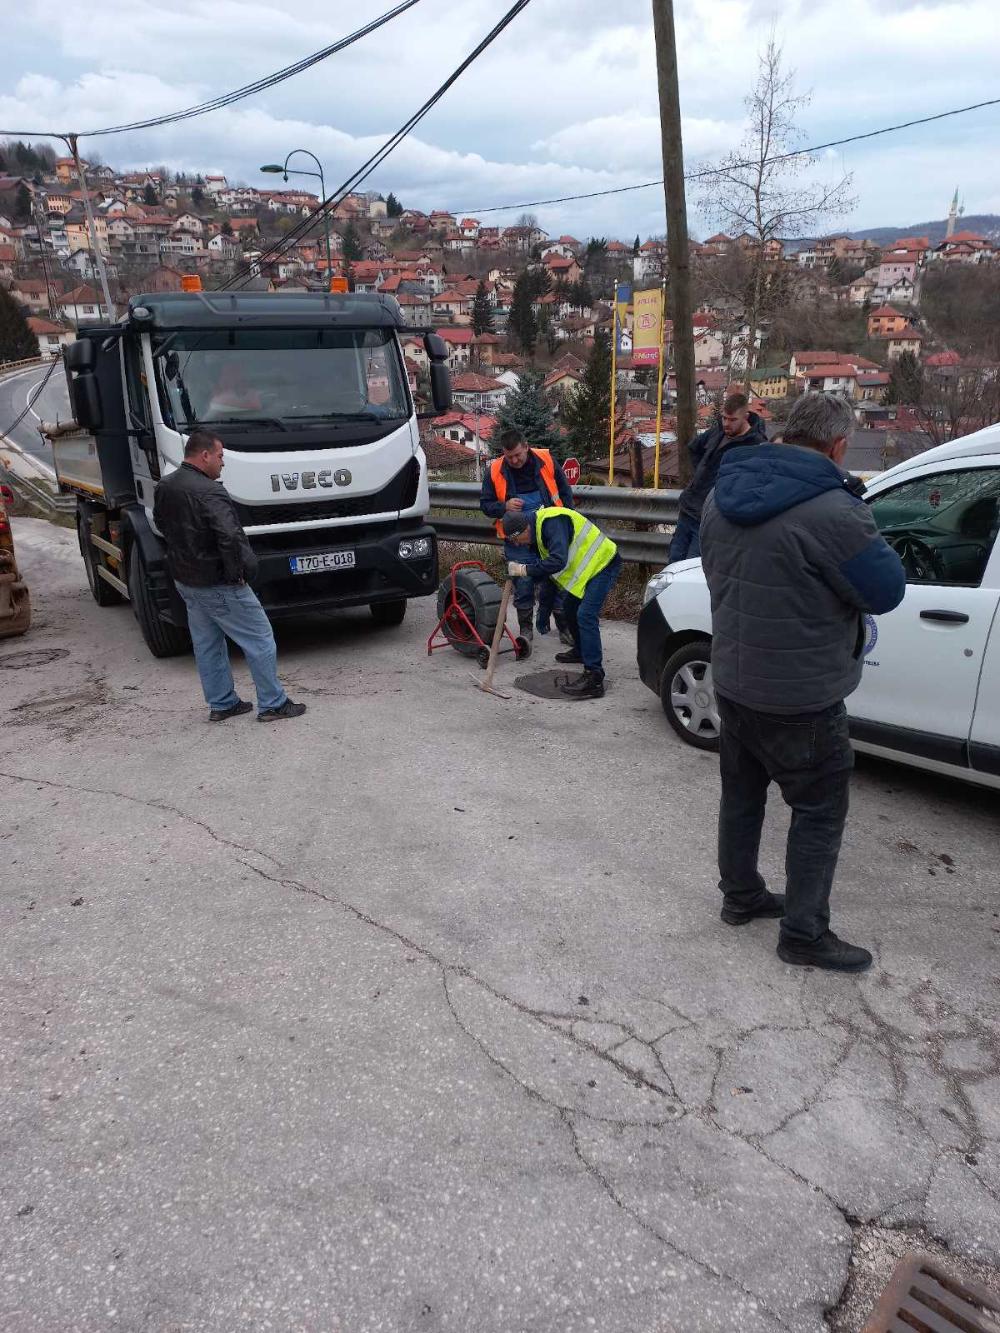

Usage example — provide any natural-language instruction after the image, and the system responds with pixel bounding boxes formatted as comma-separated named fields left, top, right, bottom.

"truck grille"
left=234, top=456, right=418, bottom=526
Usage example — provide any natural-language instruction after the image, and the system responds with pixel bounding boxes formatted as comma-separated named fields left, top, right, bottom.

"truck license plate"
left=289, top=550, right=356, bottom=575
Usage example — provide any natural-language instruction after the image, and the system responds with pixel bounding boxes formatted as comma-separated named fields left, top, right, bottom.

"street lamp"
left=260, top=148, right=333, bottom=281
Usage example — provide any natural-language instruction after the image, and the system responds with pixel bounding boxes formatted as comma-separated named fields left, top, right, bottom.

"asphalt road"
left=0, top=362, right=71, bottom=477
left=2, top=518, right=999, bottom=1333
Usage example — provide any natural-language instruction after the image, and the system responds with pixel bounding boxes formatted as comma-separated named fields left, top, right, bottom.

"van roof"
left=876, top=419, right=1000, bottom=484
left=127, top=290, right=405, bottom=331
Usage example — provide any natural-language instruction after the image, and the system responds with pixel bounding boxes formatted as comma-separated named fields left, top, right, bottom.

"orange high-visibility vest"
left=490, top=448, right=563, bottom=537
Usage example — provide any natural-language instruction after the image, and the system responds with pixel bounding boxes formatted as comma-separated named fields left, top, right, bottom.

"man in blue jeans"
left=153, top=431, right=306, bottom=722
left=503, top=507, right=621, bottom=699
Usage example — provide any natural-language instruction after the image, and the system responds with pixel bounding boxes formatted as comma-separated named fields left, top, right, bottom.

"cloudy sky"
left=2, top=0, right=999, bottom=242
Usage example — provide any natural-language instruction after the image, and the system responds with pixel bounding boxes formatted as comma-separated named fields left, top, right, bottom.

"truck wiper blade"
left=187, top=417, right=289, bottom=432
left=286, top=412, right=398, bottom=423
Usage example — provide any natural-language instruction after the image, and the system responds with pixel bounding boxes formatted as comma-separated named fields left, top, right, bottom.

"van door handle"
left=920, top=609, right=969, bottom=624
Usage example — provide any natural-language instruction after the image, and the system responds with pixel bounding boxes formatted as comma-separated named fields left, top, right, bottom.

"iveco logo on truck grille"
left=270, top=469, right=352, bottom=492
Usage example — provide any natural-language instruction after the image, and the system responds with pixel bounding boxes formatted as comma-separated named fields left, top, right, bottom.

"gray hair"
left=783, top=392, right=854, bottom=450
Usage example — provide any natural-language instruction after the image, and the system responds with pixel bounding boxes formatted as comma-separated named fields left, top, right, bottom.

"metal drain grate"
left=862, top=1252, right=1000, bottom=1332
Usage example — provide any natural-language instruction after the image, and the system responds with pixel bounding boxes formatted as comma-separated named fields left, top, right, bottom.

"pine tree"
left=342, top=220, right=363, bottom=263
left=494, top=370, right=562, bottom=454
left=386, top=192, right=403, bottom=218
left=0, top=286, right=40, bottom=361
left=885, top=350, right=923, bottom=405
left=508, top=270, right=538, bottom=355
left=561, top=330, right=615, bottom=458
left=633, top=234, right=641, bottom=256
left=221, top=218, right=234, bottom=237
left=14, top=183, right=32, bottom=220
left=471, top=279, right=494, bottom=336
left=191, top=185, right=205, bottom=208
left=142, top=183, right=158, bottom=207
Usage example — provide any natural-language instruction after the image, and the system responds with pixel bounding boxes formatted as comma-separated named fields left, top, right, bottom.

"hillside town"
left=2, top=141, right=999, bottom=482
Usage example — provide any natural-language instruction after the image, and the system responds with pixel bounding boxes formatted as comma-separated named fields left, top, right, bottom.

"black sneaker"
left=721, top=892, right=785, bottom=926
left=555, top=648, right=583, bottom=664
left=209, top=700, right=253, bottom=722
left=777, top=931, right=873, bottom=973
left=258, top=699, right=307, bottom=722
left=561, top=669, right=605, bottom=699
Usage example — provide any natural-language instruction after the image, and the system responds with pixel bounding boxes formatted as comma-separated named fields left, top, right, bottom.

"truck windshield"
left=154, top=327, right=409, bottom=429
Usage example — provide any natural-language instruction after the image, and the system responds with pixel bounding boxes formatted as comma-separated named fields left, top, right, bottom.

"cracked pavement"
left=2, top=517, right=999, bottom=1333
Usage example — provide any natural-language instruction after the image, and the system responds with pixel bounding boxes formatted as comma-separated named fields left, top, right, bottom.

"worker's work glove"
left=507, top=562, right=528, bottom=578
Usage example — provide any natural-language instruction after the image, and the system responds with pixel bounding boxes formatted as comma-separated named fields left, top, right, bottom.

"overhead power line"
left=220, top=0, right=533, bottom=290
left=0, top=0, right=422, bottom=140
left=1, top=356, right=60, bottom=442
left=456, top=94, right=1000, bottom=216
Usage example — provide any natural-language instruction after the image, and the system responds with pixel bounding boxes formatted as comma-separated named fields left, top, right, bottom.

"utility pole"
left=67, top=134, right=115, bottom=321
left=651, top=0, right=696, bottom=485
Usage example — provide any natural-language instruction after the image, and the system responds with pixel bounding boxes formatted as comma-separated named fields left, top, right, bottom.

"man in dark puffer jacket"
left=700, top=392, right=905, bottom=973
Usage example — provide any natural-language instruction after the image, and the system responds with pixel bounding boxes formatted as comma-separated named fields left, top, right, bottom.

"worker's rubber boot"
left=517, top=608, right=534, bottom=642
left=561, top=668, right=605, bottom=699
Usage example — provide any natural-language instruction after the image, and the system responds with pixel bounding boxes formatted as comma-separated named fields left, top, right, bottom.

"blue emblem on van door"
left=863, top=614, right=879, bottom=657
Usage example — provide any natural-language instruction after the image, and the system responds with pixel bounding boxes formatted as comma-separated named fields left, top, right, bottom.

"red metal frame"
left=427, top=561, right=520, bottom=658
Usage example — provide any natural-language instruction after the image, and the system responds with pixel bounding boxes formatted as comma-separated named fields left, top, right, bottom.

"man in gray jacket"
left=700, top=393, right=906, bottom=972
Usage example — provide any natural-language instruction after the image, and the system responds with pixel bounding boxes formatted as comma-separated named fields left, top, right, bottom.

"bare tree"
left=698, top=40, right=854, bottom=368
left=911, top=365, right=1000, bottom=447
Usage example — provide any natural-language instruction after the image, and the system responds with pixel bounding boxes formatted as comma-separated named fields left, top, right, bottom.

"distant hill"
left=847, top=215, right=1000, bottom=246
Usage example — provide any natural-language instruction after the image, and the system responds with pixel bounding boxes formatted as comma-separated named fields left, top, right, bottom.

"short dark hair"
left=499, top=427, right=526, bottom=452
left=722, top=392, right=749, bottom=414
left=184, top=430, right=221, bottom=457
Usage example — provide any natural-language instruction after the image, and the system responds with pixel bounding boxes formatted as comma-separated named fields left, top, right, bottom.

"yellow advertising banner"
left=632, top=288, right=662, bottom=367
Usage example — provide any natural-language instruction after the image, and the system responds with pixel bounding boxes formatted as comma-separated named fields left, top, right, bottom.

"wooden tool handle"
left=481, top=579, right=513, bottom=693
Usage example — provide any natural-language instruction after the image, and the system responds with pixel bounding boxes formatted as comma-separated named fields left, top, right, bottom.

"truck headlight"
left=399, top=537, right=432, bottom=560
left=642, top=566, right=674, bottom=607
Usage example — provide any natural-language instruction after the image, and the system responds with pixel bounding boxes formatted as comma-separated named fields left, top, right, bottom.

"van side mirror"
left=70, top=373, right=103, bottom=431
left=424, top=332, right=447, bottom=363
left=429, top=361, right=452, bottom=414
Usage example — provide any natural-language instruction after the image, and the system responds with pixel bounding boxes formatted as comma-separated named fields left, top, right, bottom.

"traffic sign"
left=563, top=457, right=581, bottom=486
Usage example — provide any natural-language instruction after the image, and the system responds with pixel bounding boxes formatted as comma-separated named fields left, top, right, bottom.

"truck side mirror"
left=66, top=338, right=95, bottom=372
left=70, top=373, right=103, bottom=431
left=429, top=361, right=452, bottom=414
left=423, top=332, right=447, bottom=363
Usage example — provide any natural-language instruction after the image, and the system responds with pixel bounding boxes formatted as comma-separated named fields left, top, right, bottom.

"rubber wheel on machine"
left=127, top=543, right=191, bottom=658
left=435, top=567, right=503, bottom=657
left=660, top=638, right=721, bottom=751
left=78, top=510, right=124, bottom=607
left=370, top=598, right=407, bottom=627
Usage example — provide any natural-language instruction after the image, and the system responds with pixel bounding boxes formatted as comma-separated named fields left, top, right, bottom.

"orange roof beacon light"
left=181, top=274, right=203, bottom=292
left=329, top=275, right=349, bottom=293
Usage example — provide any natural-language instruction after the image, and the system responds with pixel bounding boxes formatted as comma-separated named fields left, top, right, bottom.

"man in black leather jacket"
left=153, top=432, right=305, bottom=722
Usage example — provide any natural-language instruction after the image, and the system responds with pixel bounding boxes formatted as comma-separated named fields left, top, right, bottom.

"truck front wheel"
left=370, top=598, right=407, bottom=627
left=127, top=543, right=191, bottom=658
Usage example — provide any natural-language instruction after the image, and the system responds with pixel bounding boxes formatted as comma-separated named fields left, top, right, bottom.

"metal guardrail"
left=428, top=482, right=680, bottom=565
left=0, top=357, right=45, bottom=376
left=0, top=463, right=75, bottom=517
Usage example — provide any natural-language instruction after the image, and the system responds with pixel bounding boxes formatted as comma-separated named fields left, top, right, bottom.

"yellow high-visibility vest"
left=534, top=506, right=617, bottom=598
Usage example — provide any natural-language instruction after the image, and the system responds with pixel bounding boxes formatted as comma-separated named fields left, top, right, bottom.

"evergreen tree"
left=885, top=350, right=923, bottom=405
left=342, top=220, right=363, bottom=263
left=221, top=218, right=234, bottom=237
left=0, top=286, right=40, bottom=361
left=562, top=330, right=615, bottom=458
left=14, top=183, right=32, bottom=220
left=142, top=183, right=158, bottom=207
left=827, top=257, right=844, bottom=286
left=508, top=270, right=538, bottom=356
left=191, top=185, right=205, bottom=208
left=633, top=234, right=641, bottom=256
left=386, top=192, right=403, bottom=218
left=471, top=279, right=494, bottom=336
left=494, top=370, right=562, bottom=454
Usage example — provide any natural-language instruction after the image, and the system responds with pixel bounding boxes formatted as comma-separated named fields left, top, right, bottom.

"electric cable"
left=0, top=355, right=60, bottom=441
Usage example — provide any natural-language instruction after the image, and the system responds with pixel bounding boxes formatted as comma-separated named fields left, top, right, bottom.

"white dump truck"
left=48, top=286, right=451, bottom=655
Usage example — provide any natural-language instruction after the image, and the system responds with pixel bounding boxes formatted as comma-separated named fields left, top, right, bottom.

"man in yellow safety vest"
left=503, top=506, right=622, bottom=699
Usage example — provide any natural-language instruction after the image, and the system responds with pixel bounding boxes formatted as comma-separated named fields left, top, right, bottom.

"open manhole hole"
left=0, top=648, right=70, bottom=670
left=513, top=668, right=606, bottom=701
left=862, top=1252, right=1000, bottom=1331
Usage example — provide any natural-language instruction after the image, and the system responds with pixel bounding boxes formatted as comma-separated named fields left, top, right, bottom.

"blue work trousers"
left=175, top=581, right=288, bottom=715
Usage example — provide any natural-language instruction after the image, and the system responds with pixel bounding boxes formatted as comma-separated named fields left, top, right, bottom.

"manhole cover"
left=862, top=1251, right=1000, bottom=1332
left=514, top=668, right=604, bottom=701
left=0, top=648, right=70, bottom=670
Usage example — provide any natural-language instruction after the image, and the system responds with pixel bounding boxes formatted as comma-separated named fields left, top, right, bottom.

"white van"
left=637, top=421, right=1000, bottom=789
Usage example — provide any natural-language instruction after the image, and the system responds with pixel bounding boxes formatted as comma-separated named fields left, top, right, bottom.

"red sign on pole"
left=563, top=457, right=581, bottom=487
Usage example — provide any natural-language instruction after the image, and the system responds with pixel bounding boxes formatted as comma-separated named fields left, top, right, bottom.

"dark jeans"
left=562, top=555, right=622, bottom=676
left=717, top=695, right=854, bottom=945
left=668, top=512, right=701, bottom=562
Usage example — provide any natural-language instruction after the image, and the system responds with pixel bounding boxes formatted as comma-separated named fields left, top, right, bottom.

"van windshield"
left=154, top=327, right=409, bottom=429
